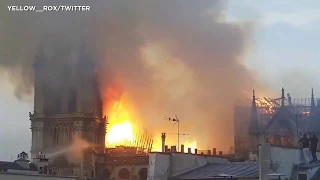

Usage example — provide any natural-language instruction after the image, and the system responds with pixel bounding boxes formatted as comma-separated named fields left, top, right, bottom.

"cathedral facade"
left=29, top=45, right=107, bottom=176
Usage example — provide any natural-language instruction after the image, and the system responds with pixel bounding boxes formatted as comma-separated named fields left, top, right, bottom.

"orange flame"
left=104, top=85, right=136, bottom=147
left=104, top=86, right=198, bottom=152
left=105, top=100, right=135, bottom=147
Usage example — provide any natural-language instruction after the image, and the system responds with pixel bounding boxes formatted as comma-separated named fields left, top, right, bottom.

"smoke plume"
left=0, top=0, right=263, bottom=151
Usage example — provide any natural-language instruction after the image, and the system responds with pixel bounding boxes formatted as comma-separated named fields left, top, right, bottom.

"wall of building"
left=148, top=152, right=229, bottom=180
left=0, top=173, right=76, bottom=180
left=103, top=164, right=148, bottom=180
left=260, top=144, right=320, bottom=180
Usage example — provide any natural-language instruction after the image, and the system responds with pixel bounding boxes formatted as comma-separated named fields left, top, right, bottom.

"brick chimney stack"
left=171, top=146, right=177, bottom=152
left=181, top=145, right=185, bottom=153
left=165, top=145, right=168, bottom=152
left=212, top=148, right=217, bottom=155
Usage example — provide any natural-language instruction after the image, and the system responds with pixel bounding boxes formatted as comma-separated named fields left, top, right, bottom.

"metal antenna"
left=166, top=114, right=183, bottom=151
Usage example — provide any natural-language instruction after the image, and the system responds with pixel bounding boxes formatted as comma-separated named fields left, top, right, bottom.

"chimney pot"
left=161, top=133, right=166, bottom=152
left=212, top=148, right=217, bottom=155
left=208, top=150, right=211, bottom=155
left=219, top=151, right=222, bottom=155
left=165, top=145, right=168, bottom=152
left=171, top=146, right=177, bottom=152
left=188, top=148, right=191, bottom=154
left=181, top=145, right=185, bottom=153
left=195, top=149, right=198, bottom=154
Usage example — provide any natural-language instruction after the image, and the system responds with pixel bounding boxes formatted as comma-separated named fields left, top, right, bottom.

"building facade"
left=29, top=45, right=107, bottom=176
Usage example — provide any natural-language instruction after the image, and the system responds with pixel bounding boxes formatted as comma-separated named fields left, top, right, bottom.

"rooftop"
left=0, top=160, right=38, bottom=171
left=0, top=172, right=77, bottom=179
left=169, top=162, right=259, bottom=180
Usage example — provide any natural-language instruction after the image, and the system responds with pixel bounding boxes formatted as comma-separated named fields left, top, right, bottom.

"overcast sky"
left=1, top=0, right=320, bottom=161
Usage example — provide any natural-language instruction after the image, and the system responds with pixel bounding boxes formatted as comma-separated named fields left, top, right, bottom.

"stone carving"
left=17, top=151, right=29, bottom=160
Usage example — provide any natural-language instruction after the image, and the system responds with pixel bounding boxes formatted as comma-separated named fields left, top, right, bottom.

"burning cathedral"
left=234, top=88, right=320, bottom=158
left=28, top=44, right=150, bottom=179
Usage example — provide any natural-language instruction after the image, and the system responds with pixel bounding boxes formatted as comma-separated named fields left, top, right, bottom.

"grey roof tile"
left=170, top=162, right=259, bottom=179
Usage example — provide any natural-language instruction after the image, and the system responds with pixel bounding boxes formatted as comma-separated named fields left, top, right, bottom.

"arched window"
left=118, top=168, right=130, bottom=179
left=138, top=168, right=148, bottom=180
left=103, top=169, right=111, bottom=178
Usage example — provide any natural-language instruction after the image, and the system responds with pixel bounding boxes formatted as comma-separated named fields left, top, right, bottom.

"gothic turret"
left=309, top=88, right=318, bottom=132
left=249, top=90, right=259, bottom=134
left=311, top=88, right=315, bottom=109
left=249, top=89, right=260, bottom=150
left=281, top=87, right=285, bottom=107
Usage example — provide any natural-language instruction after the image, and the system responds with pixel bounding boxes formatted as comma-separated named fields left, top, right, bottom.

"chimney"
left=171, top=146, right=177, bottom=152
left=195, top=149, right=198, bottom=154
left=207, top=150, right=211, bottom=155
left=212, top=148, right=217, bottom=155
left=181, top=145, right=185, bottom=153
left=259, top=143, right=271, bottom=180
left=219, top=151, right=222, bottom=155
left=187, top=148, right=191, bottom=154
left=161, top=133, right=166, bottom=152
left=165, top=145, right=168, bottom=152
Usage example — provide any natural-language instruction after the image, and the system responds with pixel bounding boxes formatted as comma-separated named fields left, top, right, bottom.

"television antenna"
left=164, top=114, right=185, bottom=151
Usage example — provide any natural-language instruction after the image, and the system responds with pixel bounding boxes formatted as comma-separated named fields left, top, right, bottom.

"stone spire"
left=252, top=89, right=257, bottom=112
left=249, top=89, right=259, bottom=135
left=311, top=88, right=315, bottom=108
left=249, top=89, right=260, bottom=150
left=281, top=87, right=285, bottom=107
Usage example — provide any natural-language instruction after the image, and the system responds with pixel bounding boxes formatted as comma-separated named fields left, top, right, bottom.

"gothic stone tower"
left=29, top=45, right=106, bottom=175
left=248, top=89, right=260, bottom=151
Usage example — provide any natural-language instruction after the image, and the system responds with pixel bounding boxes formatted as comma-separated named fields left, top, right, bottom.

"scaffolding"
left=254, top=97, right=317, bottom=116
left=105, top=127, right=154, bottom=156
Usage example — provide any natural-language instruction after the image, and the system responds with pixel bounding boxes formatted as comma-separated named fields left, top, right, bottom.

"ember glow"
left=255, top=97, right=277, bottom=115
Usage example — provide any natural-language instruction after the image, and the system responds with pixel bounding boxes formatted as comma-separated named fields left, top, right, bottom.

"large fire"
left=105, top=100, right=135, bottom=147
left=104, top=86, right=198, bottom=152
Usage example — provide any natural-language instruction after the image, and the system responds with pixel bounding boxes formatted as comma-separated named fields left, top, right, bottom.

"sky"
left=0, top=0, right=320, bottom=160
left=228, top=0, right=320, bottom=95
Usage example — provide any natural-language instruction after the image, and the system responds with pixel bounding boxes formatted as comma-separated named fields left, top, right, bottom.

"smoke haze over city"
left=0, top=0, right=319, bottom=159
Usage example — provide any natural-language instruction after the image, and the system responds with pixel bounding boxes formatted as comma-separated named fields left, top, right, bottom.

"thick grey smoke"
left=0, top=0, right=263, bottom=151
